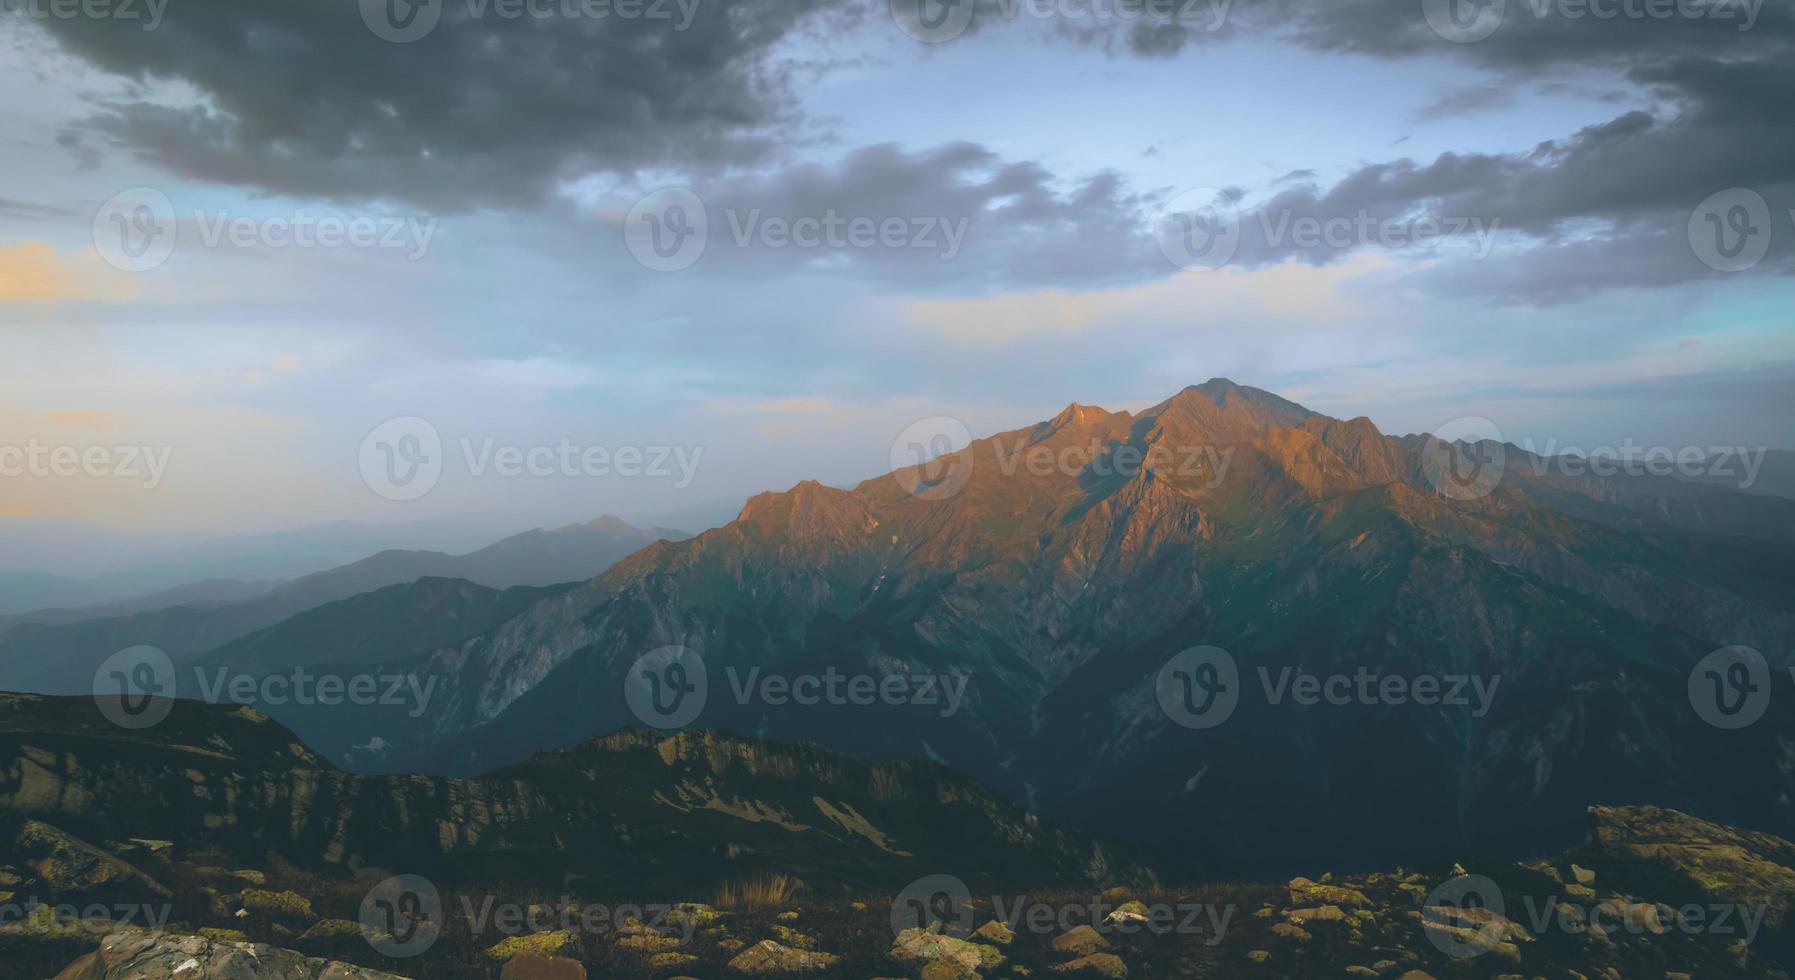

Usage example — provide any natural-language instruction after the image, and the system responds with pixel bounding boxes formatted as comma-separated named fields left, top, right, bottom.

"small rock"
left=1050, top=924, right=1110, bottom=956
left=486, top=930, right=583, bottom=961
left=726, top=939, right=839, bottom=975
left=973, top=919, right=1014, bottom=946
left=1049, top=953, right=1127, bottom=978
left=499, top=952, right=588, bottom=980
left=1269, top=922, right=1311, bottom=942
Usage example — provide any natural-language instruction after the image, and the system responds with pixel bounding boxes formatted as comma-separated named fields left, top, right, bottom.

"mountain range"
left=0, top=517, right=686, bottom=701
left=306, top=379, right=1794, bottom=875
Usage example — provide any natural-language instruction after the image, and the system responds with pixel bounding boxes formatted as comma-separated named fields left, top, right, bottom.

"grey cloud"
left=0, top=196, right=78, bottom=219
left=1412, top=86, right=1515, bottom=122
left=1209, top=49, right=1795, bottom=298
left=609, top=141, right=1164, bottom=289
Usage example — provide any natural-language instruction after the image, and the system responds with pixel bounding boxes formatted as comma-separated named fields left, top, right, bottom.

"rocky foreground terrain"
left=3, top=695, right=1793, bottom=978
left=1, top=801, right=1791, bottom=978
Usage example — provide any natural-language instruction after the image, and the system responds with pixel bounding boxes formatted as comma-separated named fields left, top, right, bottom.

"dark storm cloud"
left=36, top=0, right=857, bottom=210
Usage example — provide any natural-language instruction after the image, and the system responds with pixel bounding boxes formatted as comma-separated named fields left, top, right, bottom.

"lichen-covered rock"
left=1585, top=804, right=1795, bottom=941
left=50, top=928, right=407, bottom=979
left=239, top=889, right=316, bottom=926
left=891, top=926, right=1006, bottom=973
left=771, top=924, right=817, bottom=949
left=1286, top=876, right=1371, bottom=908
left=484, top=930, right=582, bottom=961
left=725, top=939, right=839, bottom=975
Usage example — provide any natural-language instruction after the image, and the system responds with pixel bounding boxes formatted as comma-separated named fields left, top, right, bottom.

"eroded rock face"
left=51, top=928, right=409, bottom=980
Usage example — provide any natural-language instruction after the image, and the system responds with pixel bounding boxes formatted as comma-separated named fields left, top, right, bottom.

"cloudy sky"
left=1, top=0, right=1791, bottom=546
